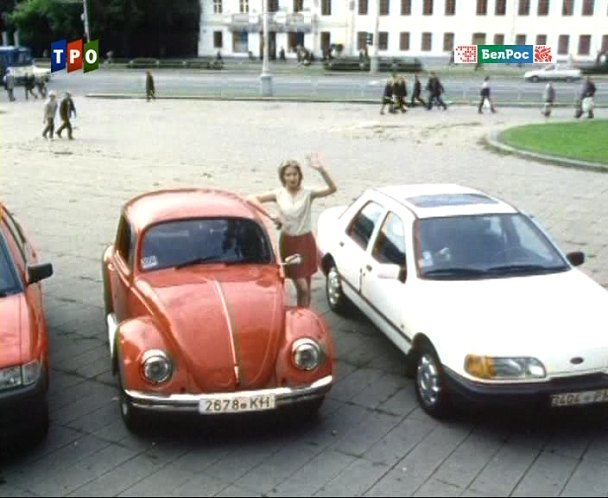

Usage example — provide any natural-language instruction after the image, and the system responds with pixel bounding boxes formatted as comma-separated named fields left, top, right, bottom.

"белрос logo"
left=454, top=45, right=553, bottom=64
left=51, top=39, right=100, bottom=73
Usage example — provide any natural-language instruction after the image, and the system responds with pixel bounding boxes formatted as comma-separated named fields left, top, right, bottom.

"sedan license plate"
left=550, top=389, right=608, bottom=407
left=199, top=394, right=276, bottom=414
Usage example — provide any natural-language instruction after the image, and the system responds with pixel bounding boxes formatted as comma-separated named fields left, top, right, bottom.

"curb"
left=486, top=130, right=608, bottom=173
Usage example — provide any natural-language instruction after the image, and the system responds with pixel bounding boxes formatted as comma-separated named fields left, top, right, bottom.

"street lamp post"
left=369, top=0, right=380, bottom=73
left=260, top=0, right=273, bottom=96
left=82, top=0, right=91, bottom=42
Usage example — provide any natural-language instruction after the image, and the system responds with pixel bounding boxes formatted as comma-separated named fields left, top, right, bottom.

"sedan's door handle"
left=366, top=264, right=373, bottom=272
left=339, top=241, right=345, bottom=247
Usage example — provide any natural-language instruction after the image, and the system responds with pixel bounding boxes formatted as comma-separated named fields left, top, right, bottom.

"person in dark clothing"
left=478, top=76, right=496, bottom=114
left=56, top=92, right=77, bottom=139
left=393, top=76, right=408, bottom=113
left=145, top=71, right=156, bottom=101
left=410, top=74, right=426, bottom=108
left=24, top=74, right=38, bottom=100
left=579, top=76, right=597, bottom=119
left=35, top=77, right=47, bottom=98
left=380, top=78, right=395, bottom=115
left=426, top=72, right=447, bottom=110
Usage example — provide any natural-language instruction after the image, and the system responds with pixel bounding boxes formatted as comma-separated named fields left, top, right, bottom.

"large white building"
left=199, top=0, right=608, bottom=62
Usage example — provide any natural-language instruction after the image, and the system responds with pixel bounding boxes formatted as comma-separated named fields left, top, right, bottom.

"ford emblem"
left=570, top=357, right=584, bottom=365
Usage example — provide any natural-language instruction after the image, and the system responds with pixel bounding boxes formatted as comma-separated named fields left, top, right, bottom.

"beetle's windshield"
left=140, top=218, right=274, bottom=272
left=416, top=214, right=569, bottom=280
left=0, top=237, right=20, bottom=295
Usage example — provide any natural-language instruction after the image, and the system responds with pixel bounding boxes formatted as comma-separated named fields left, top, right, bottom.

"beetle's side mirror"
left=567, top=251, right=585, bottom=267
left=282, top=254, right=302, bottom=266
left=27, top=263, right=54, bottom=285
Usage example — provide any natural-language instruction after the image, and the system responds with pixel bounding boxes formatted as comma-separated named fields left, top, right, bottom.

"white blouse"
left=274, top=187, right=313, bottom=236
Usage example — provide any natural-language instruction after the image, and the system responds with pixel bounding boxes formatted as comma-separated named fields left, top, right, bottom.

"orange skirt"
left=279, top=232, right=318, bottom=279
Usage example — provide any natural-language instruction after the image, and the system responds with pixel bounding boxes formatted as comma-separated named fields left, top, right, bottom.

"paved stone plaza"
left=1, top=98, right=608, bottom=496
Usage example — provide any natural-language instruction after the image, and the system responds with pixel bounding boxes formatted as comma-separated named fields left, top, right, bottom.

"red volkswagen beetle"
left=102, top=189, right=335, bottom=431
left=0, top=203, right=53, bottom=440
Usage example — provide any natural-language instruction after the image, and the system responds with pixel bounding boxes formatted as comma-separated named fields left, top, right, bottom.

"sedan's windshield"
left=0, top=238, right=20, bottom=295
left=140, top=218, right=274, bottom=272
left=416, top=214, right=569, bottom=280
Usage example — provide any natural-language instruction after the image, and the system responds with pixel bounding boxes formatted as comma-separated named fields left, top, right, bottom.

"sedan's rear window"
left=140, top=218, right=274, bottom=272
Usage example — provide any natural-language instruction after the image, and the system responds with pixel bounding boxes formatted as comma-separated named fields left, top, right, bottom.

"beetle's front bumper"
left=125, top=375, right=333, bottom=413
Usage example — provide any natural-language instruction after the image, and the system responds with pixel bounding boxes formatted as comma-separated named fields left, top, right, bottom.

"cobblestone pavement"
left=1, top=98, right=607, bottom=497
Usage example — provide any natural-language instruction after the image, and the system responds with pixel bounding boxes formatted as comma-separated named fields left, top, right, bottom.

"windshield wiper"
left=423, top=268, right=488, bottom=279
left=485, top=264, right=567, bottom=274
left=174, top=256, right=225, bottom=270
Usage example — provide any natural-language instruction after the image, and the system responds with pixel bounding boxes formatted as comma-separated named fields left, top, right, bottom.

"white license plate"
left=198, top=394, right=276, bottom=414
left=550, top=389, right=608, bottom=407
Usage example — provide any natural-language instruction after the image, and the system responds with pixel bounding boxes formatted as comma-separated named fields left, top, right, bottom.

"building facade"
left=199, top=0, right=608, bottom=61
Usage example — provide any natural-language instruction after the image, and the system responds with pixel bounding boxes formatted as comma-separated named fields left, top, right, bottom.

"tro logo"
left=51, top=39, right=100, bottom=73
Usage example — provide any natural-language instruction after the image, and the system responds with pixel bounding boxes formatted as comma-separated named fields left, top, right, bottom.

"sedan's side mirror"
left=27, top=263, right=54, bottom=285
left=282, top=254, right=302, bottom=266
left=567, top=251, right=585, bottom=267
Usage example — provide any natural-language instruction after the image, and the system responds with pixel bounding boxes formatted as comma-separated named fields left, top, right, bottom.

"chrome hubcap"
left=417, top=354, right=442, bottom=407
left=327, top=267, right=342, bottom=306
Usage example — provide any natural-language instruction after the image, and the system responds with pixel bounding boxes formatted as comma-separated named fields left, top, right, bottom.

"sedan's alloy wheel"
left=416, top=353, right=442, bottom=408
left=327, top=266, right=343, bottom=307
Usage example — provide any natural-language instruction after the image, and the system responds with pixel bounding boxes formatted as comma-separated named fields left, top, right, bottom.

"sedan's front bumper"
left=0, top=374, right=47, bottom=435
left=125, top=375, right=333, bottom=413
left=443, top=367, right=608, bottom=408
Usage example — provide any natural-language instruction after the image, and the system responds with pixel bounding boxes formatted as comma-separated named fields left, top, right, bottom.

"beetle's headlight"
left=465, top=356, right=546, bottom=380
left=292, top=339, right=322, bottom=371
left=22, top=360, right=41, bottom=386
left=141, top=350, right=173, bottom=384
left=0, top=366, right=23, bottom=391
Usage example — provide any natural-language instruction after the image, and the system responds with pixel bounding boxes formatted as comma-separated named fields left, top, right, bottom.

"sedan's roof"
left=375, top=184, right=519, bottom=218
left=125, top=189, right=260, bottom=232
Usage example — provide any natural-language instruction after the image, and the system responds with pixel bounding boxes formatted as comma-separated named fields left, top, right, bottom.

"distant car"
left=102, top=189, right=335, bottom=432
left=324, top=56, right=423, bottom=73
left=0, top=203, right=53, bottom=439
left=33, top=65, right=51, bottom=83
left=524, top=63, right=582, bottom=82
left=317, top=184, right=608, bottom=418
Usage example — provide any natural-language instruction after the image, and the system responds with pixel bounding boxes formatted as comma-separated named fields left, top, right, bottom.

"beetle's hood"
left=138, top=267, right=285, bottom=392
left=0, top=293, right=29, bottom=368
left=413, top=269, right=608, bottom=373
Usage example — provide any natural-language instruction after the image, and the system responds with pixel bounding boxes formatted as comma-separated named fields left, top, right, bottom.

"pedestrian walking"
left=426, top=72, right=447, bottom=110
left=542, top=82, right=556, bottom=117
left=579, top=76, right=596, bottom=119
left=24, top=73, right=38, bottom=100
left=42, top=91, right=58, bottom=140
left=410, top=74, right=426, bottom=108
left=380, top=77, right=395, bottom=115
left=36, top=77, right=48, bottom=98
left=145, top=71, right=156, bottom=101
left=478, top=76, right=497, bottom=114
left=4, top=69, right=16, bottom=102
left=393, top=75, right=408, bottom=113
left=248, top=153, right=337, bottom=308
left=56, top=92, right=77, bottom=139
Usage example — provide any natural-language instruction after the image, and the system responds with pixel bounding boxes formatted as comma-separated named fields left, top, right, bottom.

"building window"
left=495, top=0, right=506, bottom=15
left=422, top=32, right=432, bottom=51
left=322, top=0, right=331, bottom=15
left=400, top=32, right=410, bottom=50
left=476, top=0, right=487, bottom=15
left=213, top=0, right=222, bottom=14
left=357, top=31, right=367, bottom=51
left=423, top=0, right=434, bottom=15
left=379, top=32, right=388, bottom=50
left=562, top=0, right=573, bottom=15
left=380, top=0, right=390, bottom=14
left=239, top=0, right=249, bottom=13
left=214, top=31, right=223, bottom=48
left=602, top=35, right=608, bottom=53
left=401, top=0, right=411, bottom=14
left=268, top=0, right=279, bottom=11
left=579, top=35, right=591, bottom=55
left=359, top=0, right=368, bottom=15
left=443, top=32, right=454, bottom=51
left=537, top=0, right=549, bottom=15
left=518, top=0, right=530, bottom=15
left=515, top=34, right=526, bottom=45
left=558, top=34, right=569, bottom=54
left=536, top=34, right=547, bottom=45
left=232, top=31, right=248, bottom=53
left=494, top=33, right=505, bottom=44
left=445, top=0, right=456, bottom=15
left=472, top=33, right=486, bottom=44
left=293, top=0, right=303, bottom=12
left=582, top=0, right=594, bottom=15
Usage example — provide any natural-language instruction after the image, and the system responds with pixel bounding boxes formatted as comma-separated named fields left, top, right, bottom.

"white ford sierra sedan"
left=317, top=184, right=608, bottom=418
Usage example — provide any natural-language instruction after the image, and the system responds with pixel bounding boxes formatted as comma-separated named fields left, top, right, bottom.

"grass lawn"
left=499, top=120, right=608, bottom=164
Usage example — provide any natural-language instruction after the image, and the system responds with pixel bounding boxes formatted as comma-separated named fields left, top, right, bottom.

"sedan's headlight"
left=465, top=356, right=546, bottom=380
left=0, top=366, right=23, bottom=391
left=141, top=350, right=173, bottom=384
left=292, top=339, right=322, bottom=371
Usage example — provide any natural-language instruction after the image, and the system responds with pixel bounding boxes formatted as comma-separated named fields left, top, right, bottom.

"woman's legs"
left=293, top=277, right=311, bottom=308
